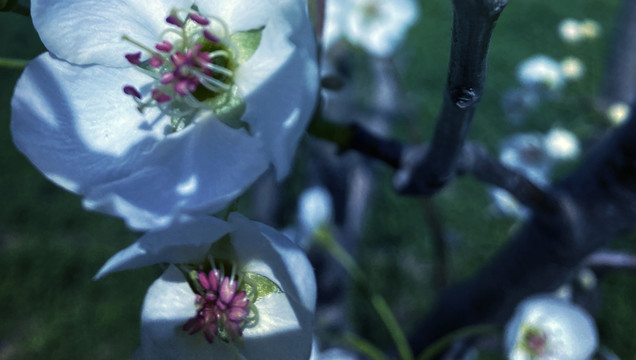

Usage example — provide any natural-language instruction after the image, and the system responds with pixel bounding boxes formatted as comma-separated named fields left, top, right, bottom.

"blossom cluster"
left=11, top=0, right=319, bottom=358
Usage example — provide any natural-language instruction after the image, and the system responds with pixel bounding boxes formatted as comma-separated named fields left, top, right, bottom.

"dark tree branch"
left=585, top=250, right=636, bottom=271
left=409, top=113, right=636, bottom=354
left=394, top=0, right=507, bottom=196
left=310, top=118, right=558, bottom=215
left=598, top=0, right=636, bottom=108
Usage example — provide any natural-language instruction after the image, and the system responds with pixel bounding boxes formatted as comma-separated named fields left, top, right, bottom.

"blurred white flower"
left=544, top=127, right=580, bottom=161
left=490, top=133, right=552, bottom=219
left=489, top=187, right=529, bottom=219
left=505, top=295, right=598, bottom=360
left=97, top=213, right=316, bottom=360
left=499, top=133, right=552, bottom=185
left=560, top=57, right=585, bottom=81
left=558, top=18, right=585, bottom=44
left=606, top=102, right=631, bottom=126
left=12, top=0, right=318, bottom=230
left=296, top=186, right=334, bottom=246
left=579, top=19, right=601, bottom=39
left=517, top=55, right=565, bottom=92
left=323, top=0, right=419, bottom=57
left=558, top=18, right=601, bottom=43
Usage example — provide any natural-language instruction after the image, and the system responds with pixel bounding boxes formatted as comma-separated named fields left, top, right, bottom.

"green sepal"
left=231, top=29, right=264, bottom=65
left=241, top=273, right=282, bottom=301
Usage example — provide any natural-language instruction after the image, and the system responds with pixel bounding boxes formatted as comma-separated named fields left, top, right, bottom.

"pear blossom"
left=557, top=18, right=601, bottom=44
left=505, top=295, right=598, bottom=360
left=558, top=19, right=585, bottom=44
left=516, top=55, right=565, bottom=92
left=323, top=0, right=419, bottom=57
left=489, top=133, right=552, bottom=219
left=11, top=0, right=318, bottom=230
left=560, top=57, right=585, bottom=81
left=543, top=128, right=580, bottom=161
left=97, top=213, right=316, bottom=360
left=294, top=186, right=334, bottom=247
left=606, top=102, right=631, bottom=126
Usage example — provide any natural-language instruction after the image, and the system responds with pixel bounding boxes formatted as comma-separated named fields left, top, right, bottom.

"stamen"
left=125, top=52, right=142, bottom=65
left=166, top=14, right=184, bottom=27
left=155, top=40, right=173, bottom=53
left=203, top=29, right=220, bottom=43
left=122, top=8, right=239, bottom=132
left=189, top=13, right=211, bottom=26
left=123, top=85, right=142, bottom=99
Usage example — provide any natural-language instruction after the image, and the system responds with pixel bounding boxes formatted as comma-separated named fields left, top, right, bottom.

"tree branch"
left=394, top=0, right=507, bottom=196
left=409, top=112, right=636, bottom=354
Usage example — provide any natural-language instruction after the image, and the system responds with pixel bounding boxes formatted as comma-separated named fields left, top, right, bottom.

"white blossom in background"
left=517, top=55, right=565, bottom=92
left=579, top=19, right=601, bottom=39
left=558, top=18, right=585, bottom=44
left=544, top=127, right=580, bottom=161
left=490, top=133, right=551, bottom=219
left=11, top=0, right=318, bottom=230
left=505, top=295, right=598, bottom=360
left=560, top=57, right=585, bottom=81
left=295, top=186, right=334, bottom=248
left=97, top=213, right=316, bottom=360
left=558, top=18, right=601, bottom=44
left=323, top=0, right=420, bottom=57
left=606, top=102, right=631, bottom=126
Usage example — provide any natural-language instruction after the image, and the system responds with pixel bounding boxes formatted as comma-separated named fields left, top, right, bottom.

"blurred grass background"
left=1, top=0, right=635, bottom=359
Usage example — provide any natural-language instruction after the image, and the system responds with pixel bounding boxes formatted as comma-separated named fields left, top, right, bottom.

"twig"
left=394, top=0, right=507, bottom=196
left=584, top=250, right=636, bottom=271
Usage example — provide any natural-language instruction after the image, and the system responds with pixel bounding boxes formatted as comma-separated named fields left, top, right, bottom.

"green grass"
left=1, top=0, right=635, bottom=359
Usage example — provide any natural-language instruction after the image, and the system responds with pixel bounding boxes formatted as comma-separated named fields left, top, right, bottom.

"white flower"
left=517, top=55, right=565, bottom=92
left=11, top=0, right=318, bottom=230
left=97, top=213, right=316, bottom=360
left=505, top=295, right=598, bottom=360
left=606, top=102, right=631, bottom=126
left=323, top=0, right=419, bottom=57
left=579, top=19, right=601, bottom=39
left=560, top=57, right=585, bottom=81
left=488, top=187, right=529, bottom=220
left=489, top=133, right=552, bottom=219
left=499, top=133, right=552, bottom=185
left=543, top=127, right=580, bottom=161
left=295, top=186, right=334, bottom=247
left=558, top=19, right=585, bottom=44
left=557, top=18, right=600, bottom=43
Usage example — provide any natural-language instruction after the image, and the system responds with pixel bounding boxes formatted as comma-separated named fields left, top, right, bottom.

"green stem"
left=316, top=232, right=414, bottom=360
left=0, top=57, right=29, bottom=69
left=342, top=333, right=387, bottom=360
left=415, top=324, right=498, bottom=360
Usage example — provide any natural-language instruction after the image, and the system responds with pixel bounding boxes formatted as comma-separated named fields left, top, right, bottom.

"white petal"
left=240, top=293, right=313, bottom=360
left=95, top=217, right=231, bottom=279
left=83, top=118, right=269, bottom=230
left=140, top=266, right=239, bottom=360
left=505, top=295, right=598, bottom=360
left=238, top=1, right=318, bottom=179
left=32, top=0, right=194, bottom=66
left=195, top=0, right=274, bottom=32
left=11, top=53, right=162, bottom=194
left=229, top=213, right=317, bottom=314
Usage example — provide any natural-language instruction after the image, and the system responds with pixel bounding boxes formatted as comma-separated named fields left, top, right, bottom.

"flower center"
left=122, top=8, right=240, bottom=132
left=520, top=325, right=548, bottom=356
left=182, top=263, right=258, bottom=344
